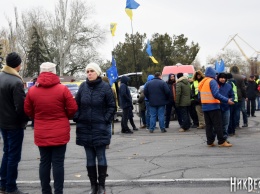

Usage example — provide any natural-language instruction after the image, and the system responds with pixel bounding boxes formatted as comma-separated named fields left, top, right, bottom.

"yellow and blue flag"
left=146, top=40, right=158, bottom=64
left=110, top=23, right=117, bottom=36
left=106, top=57, right=118, bottom=86
left=126, top=0, right=140, bottom=9
left=125, top=0, right=140, bottom=20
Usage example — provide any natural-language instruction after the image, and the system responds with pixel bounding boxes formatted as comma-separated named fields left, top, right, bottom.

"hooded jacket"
left=119, top=76, right=132, bottom=109
left=175, top=76, right=191, bottom=107
left=24, top=72, right=78, bottom=146
left=144, top=75, right=154, bottom=101
left=166, top=73, right=176, bottom=102
left=198, top=67, right=229, bottom=111
left=217, top=73, right=234, bottom=111
left=0, top=65, right=28, bottom=129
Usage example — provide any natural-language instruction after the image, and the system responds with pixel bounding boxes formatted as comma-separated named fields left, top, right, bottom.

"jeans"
left=228, top=102, right=238, bottom=135
left=236, top=99, right=248, bottom=127
left=256, top=96, right=260, bottom=110
left=0, top=129, right=24, bottom=193
left=221, top=109, right=230, bottom=140
left=39, top=144, right=67, bottom=194
left=84, top=145, right=107, bottom=167
left=149, top=105, right=165, bottom=131
left=145, top=101, right=151, bottom=129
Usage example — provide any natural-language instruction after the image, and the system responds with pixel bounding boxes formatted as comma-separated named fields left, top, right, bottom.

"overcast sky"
left=0, top=0, right=260, bottom=66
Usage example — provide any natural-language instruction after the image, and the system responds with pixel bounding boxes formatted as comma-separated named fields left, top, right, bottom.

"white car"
left=128, top=86, right=138, bottom=104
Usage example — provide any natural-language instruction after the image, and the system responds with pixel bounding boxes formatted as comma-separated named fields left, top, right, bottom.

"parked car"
left=63, top=83, right=79, bottom=98
left=128, top=86, right=138, bottom=104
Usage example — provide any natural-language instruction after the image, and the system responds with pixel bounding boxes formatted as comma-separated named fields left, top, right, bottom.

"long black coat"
left=74, top=77, right=116, bottom=147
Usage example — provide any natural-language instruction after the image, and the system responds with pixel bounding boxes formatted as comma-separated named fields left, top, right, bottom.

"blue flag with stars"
left=106, top=57, right=118, bottom=86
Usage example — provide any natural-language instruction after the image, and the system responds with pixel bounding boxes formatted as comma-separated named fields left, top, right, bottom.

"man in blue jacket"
left=144, top=72, right=170, bottom=133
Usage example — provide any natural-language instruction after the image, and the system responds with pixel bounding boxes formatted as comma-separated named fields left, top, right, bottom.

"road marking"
left=17, top=178, right=230, bottom=184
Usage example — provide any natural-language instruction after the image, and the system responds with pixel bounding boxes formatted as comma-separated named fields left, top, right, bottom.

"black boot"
left=98, top=165, right=107, bottom=194
left=87, top=166, right=98, bottom=194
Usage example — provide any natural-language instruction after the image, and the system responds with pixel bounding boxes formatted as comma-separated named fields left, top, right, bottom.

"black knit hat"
left=177, top=72, right=183, bottom=79
left=6, top=52, right=22, bottom=68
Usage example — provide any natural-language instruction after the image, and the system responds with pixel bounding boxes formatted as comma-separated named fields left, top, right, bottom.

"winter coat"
left=24, top=72, right=78, bottom=146
left=230, top=66, right=247, bottom=101
left=246, top=80, right=258, bottom=100
left=218, top=83, right=234, bottom=111
left=74, top=77, right=116, bottom=147
left=138, top=91, right=146, bottom=111
left=198, top=67, right=229, bottom=111
left=166, top=73, right=176, bottom=103
left=175, top=76, right=191, bottom=107
left=0, top=65, right=28, bottom=129
left=144, top=77, right=170, bottom=107
left=119, top=76, right=132, bottom=109
left=144, top=75, right=154, bottom=101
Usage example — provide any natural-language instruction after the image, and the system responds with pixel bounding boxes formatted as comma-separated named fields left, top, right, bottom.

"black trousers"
left=38, top=144, right=67, bottom=194
left=204, top=109, right=225, bottom=145
left=247, top=99, right=256, bottom=116
left=121, top=107, right=131, bottom=131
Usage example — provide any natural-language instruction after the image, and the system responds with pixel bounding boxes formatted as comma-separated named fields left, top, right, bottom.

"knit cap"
left=6, top=52, right=22, bottom=68
left=40, top=62, right=57, bottom=74
left=86, top=62, right=102, bottom=76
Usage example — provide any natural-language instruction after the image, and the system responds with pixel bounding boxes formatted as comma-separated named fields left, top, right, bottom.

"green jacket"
left=176, top=76, right=191, bottom=107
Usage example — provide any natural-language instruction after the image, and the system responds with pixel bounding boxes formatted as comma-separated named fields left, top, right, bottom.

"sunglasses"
left=87, top=70, right=95, bottom=73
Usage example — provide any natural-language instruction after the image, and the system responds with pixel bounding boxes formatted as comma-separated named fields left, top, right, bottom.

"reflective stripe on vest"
left=231, top=82, right=238, bottom=102
left=199, top=78, right=220, bottom=104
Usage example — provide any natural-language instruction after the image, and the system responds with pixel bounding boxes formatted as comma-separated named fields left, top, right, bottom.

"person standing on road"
left=165, top=73, right=176, bottom=129
left=246, top=75, right=258, bottom=117
left=74, top=63, right=115, bottom=194
left=230, top=65, right=247, bottom=128
left=119, top=76, right=135, bottom=134
left=144, top=72, right=170, bottom=133
left=24, top=62, right=78, bottom=194
left=144, top=75, right=154, bottom=130
left=175, top=73, right=191, bottom=132
left=0, top=52, right=29, bottom=194
left=198, top=67, right=234, bottom=147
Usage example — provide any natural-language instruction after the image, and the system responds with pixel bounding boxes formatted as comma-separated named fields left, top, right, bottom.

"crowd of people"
left=0, top=51, right=259, bottom=194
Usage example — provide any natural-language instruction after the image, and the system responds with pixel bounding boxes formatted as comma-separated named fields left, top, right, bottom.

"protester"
left=217, top=73, right=234, bottom=141
left=144, top=75, right=154, bottom=130
left=246, top=75, right=258, bottom=117
left=24, top=62, right=78, bottom=194
left=74, top=63, right=115, bottom=194
left=175, top=73, right=191, bottom=132
left=119, top=76, right=134, bottom=134
left=165, top=73, right=176, bottom=128
left=144, top=72, right=170, bottom=133
left=198, top=67, right=234, bottom=147
left=0, top=52, right=29, bottom=194
left=138, top=86, right=146, bottom=128
left=191, top=70, right=205, bottom=129
left=230, top=65, right=247, bottom=129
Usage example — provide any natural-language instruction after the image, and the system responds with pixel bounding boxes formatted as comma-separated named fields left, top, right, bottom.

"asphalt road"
left=1, top=110, right=260, bottom=194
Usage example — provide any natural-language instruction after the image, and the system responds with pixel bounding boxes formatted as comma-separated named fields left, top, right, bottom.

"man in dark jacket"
left=144, top=72, right=170, bottom=133
left=119, top=76, right=134, bottom=134
left=246, top=75, right=258, bottom=117
left=230, top=65, right=247, bottom=128
left=0, top=52, right=28, bottom=194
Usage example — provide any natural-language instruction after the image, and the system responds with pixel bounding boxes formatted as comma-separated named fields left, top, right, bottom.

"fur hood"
left=1, top=65, right=24, bottom=83
left=230, top=65, right=240, bottom=74
left=192, top=70, right=205, bottom=81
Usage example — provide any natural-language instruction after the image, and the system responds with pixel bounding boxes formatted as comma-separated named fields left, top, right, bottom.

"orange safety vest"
left=199, top=78, right=220, bottom=104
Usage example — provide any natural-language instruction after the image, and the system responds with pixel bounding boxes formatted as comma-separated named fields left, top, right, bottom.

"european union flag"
left=126, top=0, right=140, bottom=9
left=106, top=57, right=118, bottom=86
left=215, top=59, right=225, bottom=73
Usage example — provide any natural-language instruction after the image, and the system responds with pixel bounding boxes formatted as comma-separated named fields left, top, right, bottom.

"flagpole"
left=130, top=20, right=138, bottom=88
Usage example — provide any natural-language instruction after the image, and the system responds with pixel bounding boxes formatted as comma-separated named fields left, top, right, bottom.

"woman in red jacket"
left=24, top=62, right=78, bottom=194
